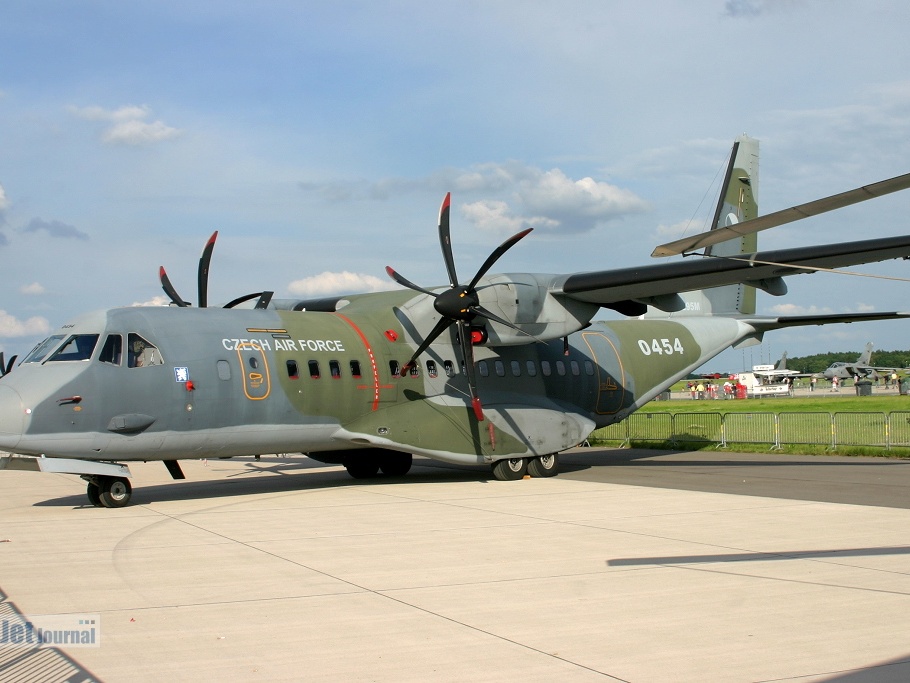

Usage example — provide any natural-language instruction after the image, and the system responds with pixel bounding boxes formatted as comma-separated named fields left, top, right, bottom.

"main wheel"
left=98, top=476, right=132, bottom=508
left=86, top=481, right=103, bottom=507
left=379, top=453, right=412, bottom=477
left=491, top=457, right=528, bottom=481
left=527, top=454, right=559, bottom=478
left=344, top=458, right=380, bottom=479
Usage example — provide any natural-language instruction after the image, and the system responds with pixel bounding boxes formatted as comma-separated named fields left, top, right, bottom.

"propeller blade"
left=159, top=266, right=190, bottom=307
left=197, top=231, right=218, bottom=309
left=473, top=305, right=545, bottom=343
left=438, top=192, right=459, bottom=287
left=467, top=228, right=533, bottom=291
left=399, top=316, right=454, bottom=375
left=223, top=291, right=266, bottom=309
left=254, top=291, right=274, bottom=309
left=456, top=320, right=484, bottom=421
left=385, top=267, right=439, bottom=297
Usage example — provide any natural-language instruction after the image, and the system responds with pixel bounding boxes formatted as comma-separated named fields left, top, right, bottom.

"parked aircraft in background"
left=823, top=342, right=902, bottom=381
left=3, top=135, right=910, bottom=507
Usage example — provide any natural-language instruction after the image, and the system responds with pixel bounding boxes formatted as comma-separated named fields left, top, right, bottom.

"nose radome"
left=0, top=385, right=24, bottom=450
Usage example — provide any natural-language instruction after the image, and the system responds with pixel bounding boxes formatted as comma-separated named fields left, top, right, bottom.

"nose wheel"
left=85, top=476, right=133, bottom=508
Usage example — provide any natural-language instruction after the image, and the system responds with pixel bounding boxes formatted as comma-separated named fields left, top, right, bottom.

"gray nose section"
left=0, top=385, right=24, bottom=450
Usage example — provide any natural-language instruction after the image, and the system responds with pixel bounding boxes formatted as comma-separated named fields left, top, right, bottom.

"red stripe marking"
left=333, top=313, right=383, bottom=411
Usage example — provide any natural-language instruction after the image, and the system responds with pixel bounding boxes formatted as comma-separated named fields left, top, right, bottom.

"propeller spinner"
left=385, top=193, right=533, bottom=421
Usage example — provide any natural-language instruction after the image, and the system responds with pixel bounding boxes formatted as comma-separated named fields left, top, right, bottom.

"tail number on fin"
left=638, top=338, right=685, bottom=356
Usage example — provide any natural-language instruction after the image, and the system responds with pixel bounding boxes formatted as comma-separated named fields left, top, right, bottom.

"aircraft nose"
left=0, top=385, right=24, bottom=450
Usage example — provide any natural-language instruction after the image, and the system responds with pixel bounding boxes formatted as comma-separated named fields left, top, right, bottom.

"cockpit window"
left=128, top=334, right=163, bottom=368
left=48, top=334, right=100, bottom=362
left=99, top=334, right=123, bottom=365
left=22, top=335, right=65, bottom=364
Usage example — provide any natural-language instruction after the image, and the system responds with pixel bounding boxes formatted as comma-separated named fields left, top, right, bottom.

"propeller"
left=0, top=352, right=17, bottom=377
left=159, top=230, right=273, bottom=308
left=385, top=192, right=533, bottom=421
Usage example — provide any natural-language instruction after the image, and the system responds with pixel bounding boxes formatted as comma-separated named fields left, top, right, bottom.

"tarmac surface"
left=2, top=448, right=910, bottom=682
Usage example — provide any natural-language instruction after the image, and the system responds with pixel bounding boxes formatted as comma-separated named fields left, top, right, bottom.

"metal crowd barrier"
left=589, top=412, right=910, bottom=450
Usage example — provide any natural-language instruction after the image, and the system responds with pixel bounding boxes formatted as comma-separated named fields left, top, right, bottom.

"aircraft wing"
left=554, top=234, right=910, bottom=312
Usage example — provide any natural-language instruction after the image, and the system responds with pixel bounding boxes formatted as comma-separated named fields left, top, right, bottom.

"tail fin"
left=776, top=351, right=788, bottom=370
left=703, top=135, right=760, bottom=314
left=858, top=342, right=874, bottom=365
left=646, top=134, right=760, bottom=317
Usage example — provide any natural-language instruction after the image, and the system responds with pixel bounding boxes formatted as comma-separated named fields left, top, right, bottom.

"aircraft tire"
left=492, top=457, right=528, bottom=481
left=344, top=459, right=380, bottom=479
left=527, top=454, right=559, bottom=478
left=379, top=453, right=412, bottom=477
left=86, top=482, right=103, bottom=507
left=98, top=476, right=132, bottom=508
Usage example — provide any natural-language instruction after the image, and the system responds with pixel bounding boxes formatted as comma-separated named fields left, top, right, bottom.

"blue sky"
left=3, top=0, right=910, bottom=371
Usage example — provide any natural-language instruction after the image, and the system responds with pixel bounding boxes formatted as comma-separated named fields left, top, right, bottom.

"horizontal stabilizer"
left=652, top=172, right=910, bottom=257
left=744, top=311, right=910, bottom=331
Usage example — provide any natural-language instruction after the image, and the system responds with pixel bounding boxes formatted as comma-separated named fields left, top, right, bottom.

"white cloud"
left=0, top=183, right=9, bottom=212
left=460, top=200, right=558, bottom=233
left=130, top=296, right=171, bottom=307
left=19, top=282, right=45, bottom=295
left=288, top=271, right=395, bottom=297
left=102, top=119, right=181, bottom=145
left=67, top=104, right=182, bottom=146
left=0, top=311, right=51, bottom=338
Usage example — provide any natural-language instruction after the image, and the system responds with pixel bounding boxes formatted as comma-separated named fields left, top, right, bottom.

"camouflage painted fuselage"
left=0, top=293, right=755, bottom=467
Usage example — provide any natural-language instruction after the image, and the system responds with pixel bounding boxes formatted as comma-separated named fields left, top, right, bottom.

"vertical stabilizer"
left=703, top=135, right=760, bottom=314
left=858, top=342, right=874, bottom=365
left=646, top=135, right=760, bottom=318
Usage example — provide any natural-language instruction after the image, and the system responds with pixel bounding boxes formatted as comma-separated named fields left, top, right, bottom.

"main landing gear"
left=491, top=454, right=559, bottom=481
left=83, top=475, right=133, bottom=508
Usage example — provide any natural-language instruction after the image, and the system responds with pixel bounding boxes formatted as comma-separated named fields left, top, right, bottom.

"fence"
left=589, top=411, right=910, bottom=450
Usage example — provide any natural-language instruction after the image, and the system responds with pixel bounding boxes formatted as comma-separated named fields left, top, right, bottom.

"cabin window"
left=23, top=335, right=65, bottom=364
left=49, top=334, right=100, bottom=362
left=510, top=360, right=521, bottom=377
left=329, top=360, right=341, bottom=378
left=287, top=360, right=299, bottom=380
left=127, top=334, right=163, bottom=368
left=570, top=360, right=580, bottom=376
left=217, top=360, right=232, bottom=380
left=409, top=363, right=420, bottom=377
left=478, top=361, right=489, bottom=377
left=556, top=361, right=566, bottom=376
left=389, top=360, right=401, bottom=377
left=444, top=360, right=455, bottom=377
left=350, top=360, right=362, bottom=378
left=99, top=334, right=123, bottom=365
left=426, top=360, right=438, bottom=378
left=308, top=360, right=320, bottom=378
left=541, top=360, right=552, bottom=377
left=584, top=360, right=595, bottom=376
left=494, top=360, right=505, bottom=377
left=526, top=360, right=538, bottom=377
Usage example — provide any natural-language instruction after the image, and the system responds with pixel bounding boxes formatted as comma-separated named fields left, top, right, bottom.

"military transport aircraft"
left=823, top=342, right=902, bottom=381
left=2, top=135, right=910, bottom=508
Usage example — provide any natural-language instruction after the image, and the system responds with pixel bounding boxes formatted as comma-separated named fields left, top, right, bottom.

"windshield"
left=22, top=335, right=66, bottom=364
left=47, top=334, right=100, bottom=362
